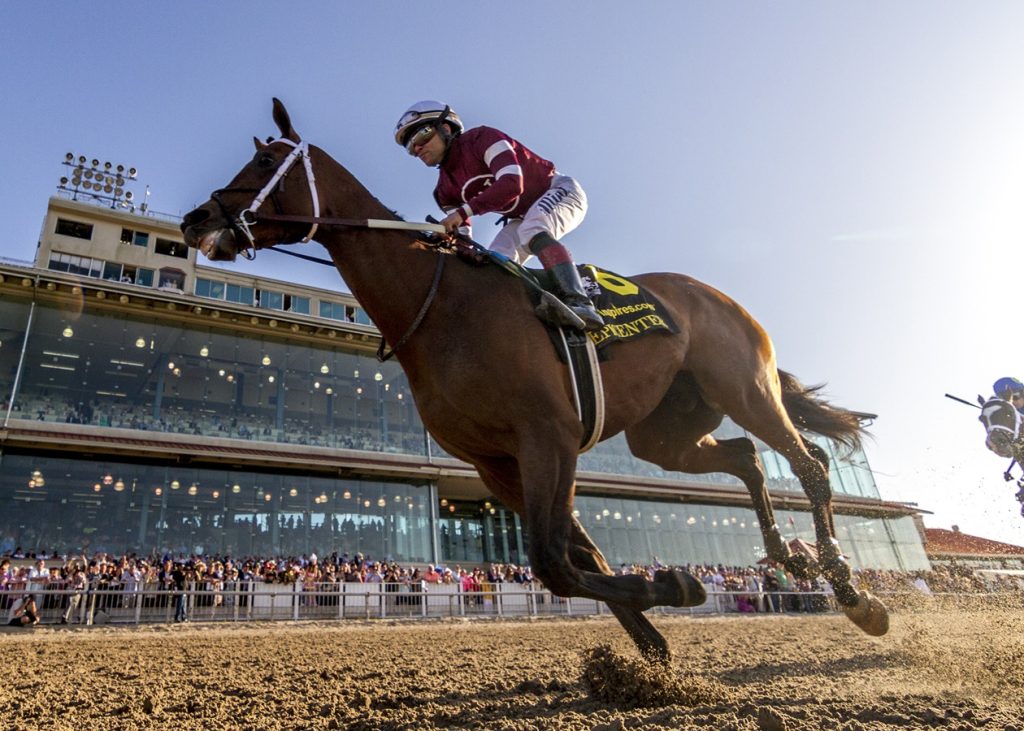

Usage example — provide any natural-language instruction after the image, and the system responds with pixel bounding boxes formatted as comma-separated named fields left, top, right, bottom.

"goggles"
left=405, top=124, right=437, bottom=155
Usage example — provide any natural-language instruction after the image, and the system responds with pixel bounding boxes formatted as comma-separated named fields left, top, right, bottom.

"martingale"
left=579, top=265, right=679, bottom=348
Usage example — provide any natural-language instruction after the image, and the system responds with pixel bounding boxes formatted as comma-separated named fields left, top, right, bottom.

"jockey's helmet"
left=394, top=101, right=463, bottom=148
left=993, top=376, right=1024, bottom=400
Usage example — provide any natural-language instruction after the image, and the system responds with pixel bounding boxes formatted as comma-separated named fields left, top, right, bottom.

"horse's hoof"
left=784, top=553, right=820, bottom=580
left=654, top=569, right=706, bottom=608
left=842, top=590, right=890, bottom=636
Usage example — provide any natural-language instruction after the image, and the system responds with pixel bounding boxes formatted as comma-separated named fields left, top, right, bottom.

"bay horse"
left=181, top=99, right=889, bottom=659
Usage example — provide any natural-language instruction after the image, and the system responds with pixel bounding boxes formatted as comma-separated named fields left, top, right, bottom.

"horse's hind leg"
left=624, top=387, right=815, bottom=580
left=729, top=400, right=889, bottom=635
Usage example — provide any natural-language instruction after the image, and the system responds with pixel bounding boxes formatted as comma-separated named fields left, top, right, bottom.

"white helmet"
left=394, top=100, right=464, bottom=146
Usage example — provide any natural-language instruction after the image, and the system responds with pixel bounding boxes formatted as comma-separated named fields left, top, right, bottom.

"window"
left=134, top=268, right=155, bottom=287
left=259, top=290, right=285, bottom=310
left=155, top=238, right=188, bottom=259
left=319, top=301, right=351, bottom=321
left=158, top=268, right=186, bottom=290
left=286, top=295, right=310, bottom=315
left=226, top=284, right=254, bottom=305
left=196, top=278, right=227, bottom=300
left=48, top=252, right=101, bottom=278
left=55, top=218, right=93, bottom=240
left=120, top=228, right=149, bottom=247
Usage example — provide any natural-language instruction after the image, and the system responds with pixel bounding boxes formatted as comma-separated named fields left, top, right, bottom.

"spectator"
left=7, top=595, right=39, bottom=627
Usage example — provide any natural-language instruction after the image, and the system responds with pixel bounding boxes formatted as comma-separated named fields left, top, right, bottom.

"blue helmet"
left=993, top=376, right=1024, bottom=400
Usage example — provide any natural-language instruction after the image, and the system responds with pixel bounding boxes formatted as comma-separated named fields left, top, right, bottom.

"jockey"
left=394, top=100, right=604, bottom=331
left=992, top=376, right=1024, bottom=413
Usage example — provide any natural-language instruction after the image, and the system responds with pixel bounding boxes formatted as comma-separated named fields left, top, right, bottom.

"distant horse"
left=979, top=397, right=1022, bottom=460
left=181, top=99, right=888, bottom=659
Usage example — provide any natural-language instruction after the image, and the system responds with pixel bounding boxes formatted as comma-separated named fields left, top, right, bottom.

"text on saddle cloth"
left=578, top=265, right=679, bottom=348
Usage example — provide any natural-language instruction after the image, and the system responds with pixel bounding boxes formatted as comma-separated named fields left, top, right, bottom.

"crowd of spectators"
left=9, top=393, right=424, bottom=456
left=4, top=545, right=1022, bottom=628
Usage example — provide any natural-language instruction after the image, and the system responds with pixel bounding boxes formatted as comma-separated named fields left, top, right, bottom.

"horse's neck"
left=311, top=152, right=443, bottom=344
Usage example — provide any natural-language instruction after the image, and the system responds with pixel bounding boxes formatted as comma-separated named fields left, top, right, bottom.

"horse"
left=979, top=397, right=1023, bottom=460
left=181, top=99, right=889, bottom=659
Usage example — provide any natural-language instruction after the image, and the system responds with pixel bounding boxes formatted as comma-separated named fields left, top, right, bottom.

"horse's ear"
left=272, top=97, right=300, bottom=143
left=253, top=136, right=267, bottom=151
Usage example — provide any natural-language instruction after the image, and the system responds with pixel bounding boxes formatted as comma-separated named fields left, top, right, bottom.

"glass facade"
left=1, top=453, right=433, bottom=562
left=0, top=283, right=916, bottom=569
left=572, top=496, right=928, bottom=571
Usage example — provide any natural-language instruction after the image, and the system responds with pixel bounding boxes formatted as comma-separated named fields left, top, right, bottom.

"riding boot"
left=528, top=233, right=605, bottom=331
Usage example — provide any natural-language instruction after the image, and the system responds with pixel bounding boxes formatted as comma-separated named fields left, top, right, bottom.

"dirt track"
left=1, top=606, right=1022, bottom=730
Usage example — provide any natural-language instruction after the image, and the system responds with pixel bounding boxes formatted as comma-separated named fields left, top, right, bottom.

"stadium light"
left=58, top=151, right=139, bottom=210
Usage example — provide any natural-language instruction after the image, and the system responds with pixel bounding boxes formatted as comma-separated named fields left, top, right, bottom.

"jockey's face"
left=1012, top=393, right=1024, bottom=408
left=410, top=124, right=448, bottom=167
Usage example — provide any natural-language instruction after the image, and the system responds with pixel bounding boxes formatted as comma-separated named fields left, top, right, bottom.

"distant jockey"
left=993, top=376, right=1024, bottom=412
left=982, top=377, right=1024, bottom=516
left=394, top=100, right=604, bottom=331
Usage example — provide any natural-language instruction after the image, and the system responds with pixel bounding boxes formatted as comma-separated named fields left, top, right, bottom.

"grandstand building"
left=0, top=192, right=931, bottom=570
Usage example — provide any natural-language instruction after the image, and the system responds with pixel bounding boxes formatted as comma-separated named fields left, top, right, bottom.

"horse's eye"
left=256, top=154, right=276, bottom=168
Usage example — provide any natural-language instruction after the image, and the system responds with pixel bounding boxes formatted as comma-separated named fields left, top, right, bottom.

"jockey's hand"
left=441, top=210, right=465, bottom=235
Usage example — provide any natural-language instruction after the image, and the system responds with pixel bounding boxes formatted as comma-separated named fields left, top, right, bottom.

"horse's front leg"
left=519, top=437, right=704, bottom=612
left=568, top=517, right=672, bottom=663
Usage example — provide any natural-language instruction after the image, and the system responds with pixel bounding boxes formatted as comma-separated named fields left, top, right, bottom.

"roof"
left=924, top=527, right=1024, bottom=557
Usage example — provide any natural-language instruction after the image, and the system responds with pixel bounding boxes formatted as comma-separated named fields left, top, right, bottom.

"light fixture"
left=218, top=369, right=226, bottom=377
left=342, top=490, right=351, bottom=500
left=114, top=479, right=125, bottom=492
left=448, top=504, right=455, bottom=513
left=314, top=381, right=321, bottom=389
left=264, top=493, right=272, bottom=502
left=28, top=479, right=37, bottom=489
left=154, top=487, right=162, bottom=496
left=484, top=501, right=492, bottom=510
left=374, top=372, right=383, bottom=382
left=93, top=484, right=101, bottom=492
left=440, top=498, right=448, bottom=507
left=268, top=375, right=275, bottom=383
left=363, top=500, right=371, bottom=508
left=188, top=484, right=198, bottom=496
left=62, top=327, right=74, bottom=338
left=377, top=497, right=386, bottom=507
left=171, top=480, right=180, bottom=490
left=103, top=474, right=113, bottom=486
left=212, top=490, right=220, bottom=499
left=314, top=496, right=321, bottom=505
left=289, top=488, right=298, bottom=497
left=325, top=387, right=332, bottom=395
left=261, top=355, right=271, bottom=366
left=200, top=346, right=209, bottom=357
left=686, top=516, right=696, bottom=525
left=232, top=484, right=241, bottom=494
left=613, top=512, right=622, bottom=520
left=320, top=364, right=329, bottom=374
left=135, top=337, right=146, bottom=348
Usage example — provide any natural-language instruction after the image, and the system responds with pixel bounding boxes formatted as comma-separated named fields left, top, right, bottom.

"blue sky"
left=2, top=2, right=1023, bottom=545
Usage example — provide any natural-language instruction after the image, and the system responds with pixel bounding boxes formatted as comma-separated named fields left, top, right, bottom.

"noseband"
left=212, top=138, right=320, bottom=259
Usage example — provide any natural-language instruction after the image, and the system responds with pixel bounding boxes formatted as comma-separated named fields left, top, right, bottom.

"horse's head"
left=181, top=98, right=320, bottom=262
left=979, top=398, right=1022, bottom=459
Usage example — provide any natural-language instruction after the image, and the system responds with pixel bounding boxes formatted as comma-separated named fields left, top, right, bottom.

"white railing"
left=2, top=582, right=841, bottom=626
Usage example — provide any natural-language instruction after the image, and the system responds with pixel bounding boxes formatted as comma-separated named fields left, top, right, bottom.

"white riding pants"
left=489, top=174, right=587, bottom=264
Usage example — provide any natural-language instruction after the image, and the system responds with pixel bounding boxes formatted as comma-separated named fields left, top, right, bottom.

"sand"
left=1, top=603, right=1022, bottom=730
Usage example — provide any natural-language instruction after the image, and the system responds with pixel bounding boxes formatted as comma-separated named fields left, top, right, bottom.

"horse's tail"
left=778, top=370, right=868, bottom=451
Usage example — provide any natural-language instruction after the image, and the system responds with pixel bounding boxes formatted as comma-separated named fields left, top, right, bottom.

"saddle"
left=450, top=236, right=678, bottom=453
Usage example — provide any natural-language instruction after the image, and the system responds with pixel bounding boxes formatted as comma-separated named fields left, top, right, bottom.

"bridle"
left=212, top=138, right=320, bottom=260
left=208, top=136, right=454, bottom=361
